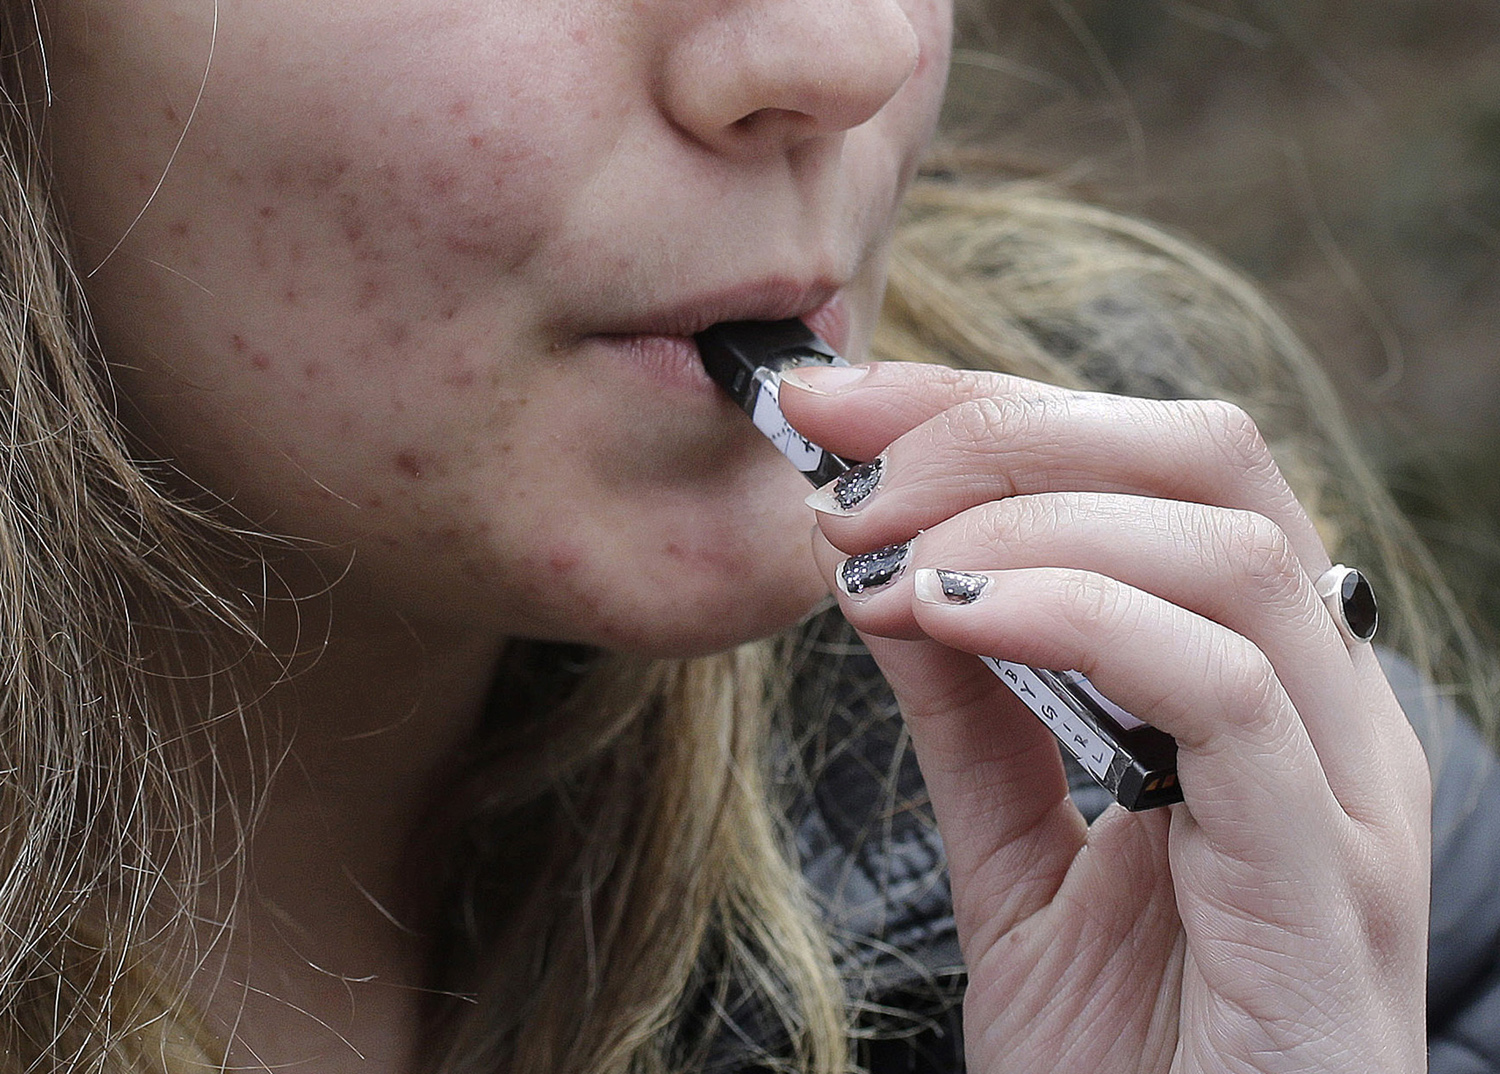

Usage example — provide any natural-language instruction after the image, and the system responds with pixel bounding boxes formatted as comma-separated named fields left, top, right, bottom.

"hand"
left=778, top=362, right=1431, bottom=1073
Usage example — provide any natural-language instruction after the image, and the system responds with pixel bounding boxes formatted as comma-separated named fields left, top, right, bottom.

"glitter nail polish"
left=840, top=542, right=910, bottom=595
left=934, top=569, right=989, bottom=604
left=831, top=457, right=883, bottom=511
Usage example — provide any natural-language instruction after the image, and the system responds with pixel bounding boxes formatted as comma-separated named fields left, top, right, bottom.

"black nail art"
left=841, top=542, right=910, bottom=595
left=832, top=457, right=883, bottom=511
left=935, top=569, right=989, bottom=604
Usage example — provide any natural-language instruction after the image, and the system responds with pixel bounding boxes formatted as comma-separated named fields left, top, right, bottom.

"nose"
left=658, top=0, right=923, bottom=157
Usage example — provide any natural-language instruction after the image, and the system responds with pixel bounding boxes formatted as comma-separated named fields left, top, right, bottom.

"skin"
left=43, top=0, right=947, bottom=655
left=40, top=0, right=950, bottom=1068
left=35, top=0, right=1428, bottom=1071
left=782, top=367, right=1430, bottom=1072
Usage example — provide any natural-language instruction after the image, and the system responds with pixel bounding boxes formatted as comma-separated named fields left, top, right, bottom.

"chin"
left=549, top=549, right=833, bottom=660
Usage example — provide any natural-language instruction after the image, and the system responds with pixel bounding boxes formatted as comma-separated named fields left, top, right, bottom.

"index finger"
left=777, top=361, right=1040, bottom=461
left=779, top=360, right=1332, bottom=577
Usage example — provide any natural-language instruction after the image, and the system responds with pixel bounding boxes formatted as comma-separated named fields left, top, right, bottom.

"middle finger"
left=812, top=491, right=1400, bottom=819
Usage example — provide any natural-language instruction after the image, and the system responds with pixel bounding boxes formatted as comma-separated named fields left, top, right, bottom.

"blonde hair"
left=0, top=6, right=1490, bottom=1074
left=0, top=4, right=269, bottom=1065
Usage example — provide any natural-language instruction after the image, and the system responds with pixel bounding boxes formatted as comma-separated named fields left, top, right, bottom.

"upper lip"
left=585, top=277, right=841, bottom=339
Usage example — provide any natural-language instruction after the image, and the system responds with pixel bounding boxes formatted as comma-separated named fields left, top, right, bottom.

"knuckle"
left=939, top=393, right=1062, bottom=457
left=941, top=396, right=1011, bottom=455
left=926, top=363, right=992, bottom=397
left=1192, top=398, right=1278, bottom=475
left=1055, top=569, right=1130, bottom=641
left=1219, top=509, right=1302, bottom=600
left=1217, top=641, right=1289, bottom=738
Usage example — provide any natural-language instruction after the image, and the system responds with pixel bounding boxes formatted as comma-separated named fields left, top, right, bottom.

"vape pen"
left=695, top=319, right=1182, bottom=811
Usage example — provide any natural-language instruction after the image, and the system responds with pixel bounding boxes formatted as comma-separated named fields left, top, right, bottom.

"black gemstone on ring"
left=1339, top=569, right=1379, bottom=641
left=841, top=542, right=910, bottom=594
left=832, top=457, right=883, bottom=511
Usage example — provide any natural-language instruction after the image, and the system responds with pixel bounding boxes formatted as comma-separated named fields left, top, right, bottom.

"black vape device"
left=696, top=318, right=1182, bottom=811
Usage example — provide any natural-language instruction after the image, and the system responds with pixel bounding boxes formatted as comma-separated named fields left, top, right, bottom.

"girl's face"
left=40, top=0, right=952, bottom=655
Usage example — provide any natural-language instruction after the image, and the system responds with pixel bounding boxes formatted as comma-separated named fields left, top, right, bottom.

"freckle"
left=250, top=352, right=271, bottom=370
left=284, top=289, right=299, bottom=305
left=549, top=548, right=579, bottom=573
left=356, top=278, right=381, bottom=309
left=440, top=305, right=459, bottom=321
left=365, top=495, right=383, bottom=509
left=230, top=334, right=247, bottom=352
left=343, top=222, right=365, bottom=244
left=445, top=235, right=496, bottom=258
left=447, top=100, right=470, bottom=119
left=468, top=134, right=486, bottom=149
left=168, top=221, right=189, bottom=238
left=665, top=541, right=686, bottom=559
left=444, top=369, right=476, bottom=388
left=570, top=26, right=589, bottom=44
left=310, top=157, right=351, bottom=191
left=394, top=451, right=424, bottom=479
left=259, top=205, right=277, bottom=219
left=164, top=104, right=180, bottom=123
left=303, top=362, right=323, bottom=381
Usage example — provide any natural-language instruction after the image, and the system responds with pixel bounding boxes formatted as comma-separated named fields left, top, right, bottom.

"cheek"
left=70, top=15, right=623, bottom=515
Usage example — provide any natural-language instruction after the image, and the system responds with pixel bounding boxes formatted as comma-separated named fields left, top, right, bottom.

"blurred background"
left=948, top=0, right=1500, bottom=638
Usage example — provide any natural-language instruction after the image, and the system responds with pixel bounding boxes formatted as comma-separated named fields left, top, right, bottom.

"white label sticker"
left=980, top=657, right=1116, bottom=780
left=750, top=373, right=826, bottom=474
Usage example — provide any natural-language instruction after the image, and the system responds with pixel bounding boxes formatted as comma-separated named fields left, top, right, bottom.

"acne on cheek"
left=393, top=451, right=433, bottom=481
left=209, top=107, right=558, bottom=407
left=290, top=103, right=553, bottom=266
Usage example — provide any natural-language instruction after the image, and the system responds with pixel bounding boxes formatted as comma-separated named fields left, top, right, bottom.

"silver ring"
left=1315, top=564, right=1378, bottom=645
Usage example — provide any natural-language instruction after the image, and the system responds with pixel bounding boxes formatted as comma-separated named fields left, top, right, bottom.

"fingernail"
left=914, top=568, right=991, bottom=606
left=805, top=456, right=884, bottom=515
left=780, top=365, right=869, bottom=395
left=838, top=541, right=910, bottom=598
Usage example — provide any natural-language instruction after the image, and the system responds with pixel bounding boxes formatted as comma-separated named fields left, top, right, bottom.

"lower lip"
left=594, top=334, right=722, bottom=394
left=589, top=297, right=852, bottom=394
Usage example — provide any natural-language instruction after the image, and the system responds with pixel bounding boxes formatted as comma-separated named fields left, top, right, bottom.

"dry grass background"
left=949, top=0, right=1500, bottom=635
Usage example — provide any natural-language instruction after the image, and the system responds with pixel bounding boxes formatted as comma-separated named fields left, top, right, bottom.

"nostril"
left=730, top=107, right=817, bottom=140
